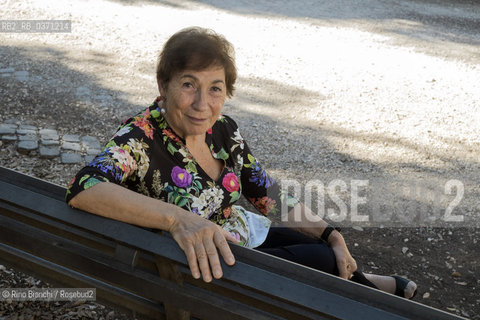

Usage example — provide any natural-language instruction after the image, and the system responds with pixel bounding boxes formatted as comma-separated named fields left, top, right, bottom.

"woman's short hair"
left=156, top=27, right=237, bottom=98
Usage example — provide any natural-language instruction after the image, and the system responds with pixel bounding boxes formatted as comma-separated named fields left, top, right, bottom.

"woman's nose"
left=193, top=89, right=208, bottom=110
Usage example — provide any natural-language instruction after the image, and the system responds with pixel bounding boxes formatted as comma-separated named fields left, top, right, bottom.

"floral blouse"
left=66, top=97, right=298, bottom=247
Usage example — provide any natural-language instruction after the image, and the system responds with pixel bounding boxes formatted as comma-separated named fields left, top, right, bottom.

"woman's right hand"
left=168, top=210, right=238, bottom=282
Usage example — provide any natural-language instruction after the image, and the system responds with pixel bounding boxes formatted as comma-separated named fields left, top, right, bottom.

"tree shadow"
left=103, top=0, right=480, bottom=63
left=0, top=44, right=147, bottom=141
left=0, top=42, right=477, bottom=229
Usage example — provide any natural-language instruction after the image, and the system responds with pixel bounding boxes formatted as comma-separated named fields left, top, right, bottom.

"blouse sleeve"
left=65, top=109, right=155, bottom=204
left=222, top=116, right=299, bottom=217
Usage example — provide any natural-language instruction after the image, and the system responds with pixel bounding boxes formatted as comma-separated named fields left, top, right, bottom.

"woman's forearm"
left=68, top=182, right=182, bottom=231
left=283, top=202, right=342, bottom=244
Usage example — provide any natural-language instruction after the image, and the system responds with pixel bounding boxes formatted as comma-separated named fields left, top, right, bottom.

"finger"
left=219, top=227, right=240, bottom=244
left=214, top=231, right=236, bottom=266
left=350, top=260, right=358, bottom=273
left=184, top=244, right=201, bottom=280
left=194, top=243, right=212, bottom=282
left=204, top=237, right=223, bottom=279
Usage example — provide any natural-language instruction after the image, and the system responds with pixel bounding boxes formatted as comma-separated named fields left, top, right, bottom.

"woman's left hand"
left=328, top=231, right=357, bottom=279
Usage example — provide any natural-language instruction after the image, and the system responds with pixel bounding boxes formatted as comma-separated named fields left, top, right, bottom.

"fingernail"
left=214, top=270, right=222, bottom=278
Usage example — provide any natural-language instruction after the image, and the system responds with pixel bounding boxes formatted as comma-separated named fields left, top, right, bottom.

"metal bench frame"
left=0, top=167, right=464, bottom=319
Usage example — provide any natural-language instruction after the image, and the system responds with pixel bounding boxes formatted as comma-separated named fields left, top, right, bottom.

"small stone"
left=18, top=140, right=38, bottom=153
left=407, top=252, right=413, bottom=258
left=61, top=153, right=83, bottom=164
left=41, top=139, right=60, bottom=146
left=1, top=135, right=17, bottom=142
left=354, top=242, right=359, bottom=247
left=352, top=226, right=364, bottom=232
left=0, top=141, right=2, bottom=147
left=6, top=298, right=12, bottom=304
left=452, top=271, right=462, bottom=277
left=0, top=123, right=17, bottom=135
left=39, top=146, right=60, bottom=159
left=62, top=141, right=81, bottom=151
left=422, top=292, right=430, bottom=299
left=454, top=281, right=467, bottom=286
left=403, top=238, right=409, bottom=242
left=63, top=134, right=80, bottom=142
left=0, top=67, right=15, bottom=73
left=0, top=264, right=6, bottom=271
left=402, top=247, right=409, bottom=254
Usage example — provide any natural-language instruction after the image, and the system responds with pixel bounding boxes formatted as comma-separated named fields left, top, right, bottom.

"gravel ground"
left=0, top=0, right=479, bottom=318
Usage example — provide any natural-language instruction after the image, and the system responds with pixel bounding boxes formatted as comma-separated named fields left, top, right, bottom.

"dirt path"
left=1, top=0, right=479, bottom=318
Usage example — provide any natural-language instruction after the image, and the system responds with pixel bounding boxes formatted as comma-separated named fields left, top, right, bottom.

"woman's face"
left=160, top=66, right=227, bottom=140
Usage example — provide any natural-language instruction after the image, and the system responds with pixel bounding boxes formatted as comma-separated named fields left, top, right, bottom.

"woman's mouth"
left=187, top=115, right=207, bottom=123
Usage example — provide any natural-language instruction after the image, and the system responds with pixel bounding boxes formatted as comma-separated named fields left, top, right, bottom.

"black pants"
left=255, top=227, right=377, bottom=288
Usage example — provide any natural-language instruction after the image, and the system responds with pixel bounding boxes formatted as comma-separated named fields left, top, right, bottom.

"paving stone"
left=1, top=135, right=17, bottom=142
left=63, top=134, right=80, bottom=143
left=75, top=86, right=91, bottom=96
left=18, top=124, right=37, bottom=131
left=0, top=67, right=15, bottom=73
left=0, top=124, right=17, bottom=135
left=18, top=140, right=38, bottom=154
left=4, top=119, right=21, bottom=125
left=14, top=70, right=29, bottom=81
left=40, top=139, right=60, bottom=146
left=16, top=129, right=37, bottom=135
left=86, top=148, right=101, bottom=155
left=62, top=141, right=81, bottom=151
left=61, top=153, right=83, bottom=164
left=84, top=155, right=96, bottom=164
left=81, top=135, right=98, bottom=142
left=39, top=146, right=60, bottom=159
left=18, top=134, right=37, bottom=141
left=82, top=139, right=101, bottom=150
left=39, top=129, right=58, bottom=136
left=41, top=133, right=60, bottom=141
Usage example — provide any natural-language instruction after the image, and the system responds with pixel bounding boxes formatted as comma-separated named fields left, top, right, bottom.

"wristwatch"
left=321, top=225, right=341, bottom=243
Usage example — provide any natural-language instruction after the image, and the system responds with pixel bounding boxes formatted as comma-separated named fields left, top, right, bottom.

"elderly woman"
left=66, top=27, right=416, bottom=299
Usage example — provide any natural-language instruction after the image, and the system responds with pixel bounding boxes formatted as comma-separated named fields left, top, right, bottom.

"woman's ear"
left=157, top=80, right=167, bottom=97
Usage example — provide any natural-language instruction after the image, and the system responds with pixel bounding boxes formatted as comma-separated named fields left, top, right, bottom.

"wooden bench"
left=0, top=166, right=464, bottom=320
